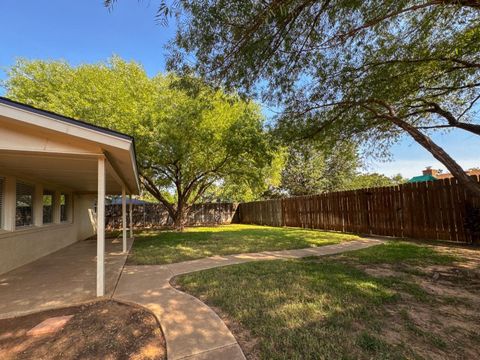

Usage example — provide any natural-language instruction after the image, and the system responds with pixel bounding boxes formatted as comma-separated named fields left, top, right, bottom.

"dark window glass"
left=16, top=182, right=34, bottom=227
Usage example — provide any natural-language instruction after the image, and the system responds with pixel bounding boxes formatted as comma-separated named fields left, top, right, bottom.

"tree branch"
left=139, top=172, right=176, bottom=218
left=355, top=99, right=480, bottom=196
left=422, top=101, right=480, bottom=135
left=332, top=1, right=480, bottom=44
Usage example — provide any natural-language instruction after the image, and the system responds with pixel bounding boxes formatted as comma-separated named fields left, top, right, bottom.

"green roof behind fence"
left=407, top=175, right=438, bottom=183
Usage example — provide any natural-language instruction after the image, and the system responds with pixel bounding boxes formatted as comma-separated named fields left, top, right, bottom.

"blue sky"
left=1, top=0, right=478, bottom=178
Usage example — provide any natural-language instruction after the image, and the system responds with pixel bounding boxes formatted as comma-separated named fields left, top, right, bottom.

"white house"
left=0, top=97, right=140, bottom=296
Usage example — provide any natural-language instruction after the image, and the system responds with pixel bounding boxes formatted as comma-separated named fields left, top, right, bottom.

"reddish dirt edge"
left=0, top=299, right=166, bottom=360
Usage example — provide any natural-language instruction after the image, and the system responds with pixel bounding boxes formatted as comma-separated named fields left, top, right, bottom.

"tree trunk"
left=390, top=116, right=480, bottom=197
left=171, top=201, right=190, bottom=231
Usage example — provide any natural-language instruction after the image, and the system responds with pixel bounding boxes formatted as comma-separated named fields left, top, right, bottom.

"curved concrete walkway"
left=113, top=238, right=383, bottom=360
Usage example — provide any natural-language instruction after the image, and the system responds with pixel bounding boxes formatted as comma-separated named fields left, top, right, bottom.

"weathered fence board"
left=106, top=202, right=238, bottom=229
left=238, top=176, right=480, bottom=243
left=238, top=199, right=283, bottom=227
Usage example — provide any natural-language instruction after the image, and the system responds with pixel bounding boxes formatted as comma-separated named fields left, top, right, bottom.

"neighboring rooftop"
left=408, top=174, right=438, bottom=183
left=408, top=166, right=480, bottom=183
left=109, top=197, right=153, bottom=205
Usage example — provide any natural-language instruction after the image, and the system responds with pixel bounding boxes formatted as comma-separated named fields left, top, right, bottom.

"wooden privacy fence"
left=238, top=176, right=480, bottom=244
left=106, top=202, right=238, bottom=229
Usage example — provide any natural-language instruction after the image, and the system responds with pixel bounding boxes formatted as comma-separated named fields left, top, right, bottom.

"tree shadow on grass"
left=176, top=257, right=432, bottom=359
left=130, top=225, right=359, bottom=265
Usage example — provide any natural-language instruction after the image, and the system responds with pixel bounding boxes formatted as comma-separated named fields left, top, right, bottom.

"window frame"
left=0, top=174, right=74, bottom=232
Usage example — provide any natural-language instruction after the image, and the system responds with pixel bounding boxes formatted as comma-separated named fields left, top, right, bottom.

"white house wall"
left=0, top=177, right=96, bottom=274
left=73, top=194, right=97, bottom=241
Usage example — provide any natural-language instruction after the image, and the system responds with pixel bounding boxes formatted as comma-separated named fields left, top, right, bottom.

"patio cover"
left=0, top=97, right=140, bottom=296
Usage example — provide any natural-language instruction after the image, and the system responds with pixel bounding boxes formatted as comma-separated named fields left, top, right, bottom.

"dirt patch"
left=430, top=244, right=480, bottom=270
left=381, top=300, right=480, bottom=360
left=361, top=265, right=405, bottom=278
left=0, top=300, right=166, bottom=360
left=174, top=242, right=480, bottom=359
left=356, top=245, right=480, bottom=359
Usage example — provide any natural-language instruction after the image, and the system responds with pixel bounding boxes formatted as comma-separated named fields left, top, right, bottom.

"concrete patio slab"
left=114, top=238, right=383, bottom=360
left=0, top=237, right=132, bottom=319
left=116, top=266, right=240, bottom=360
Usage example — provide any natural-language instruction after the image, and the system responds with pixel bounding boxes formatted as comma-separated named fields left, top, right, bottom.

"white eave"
left=0, top=97, right=140, bottom=195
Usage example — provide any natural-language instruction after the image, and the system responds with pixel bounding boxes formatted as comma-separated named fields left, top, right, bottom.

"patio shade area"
left=0, top=236, right=133, bottom=319
left=0, top=97, right=140, bottom=297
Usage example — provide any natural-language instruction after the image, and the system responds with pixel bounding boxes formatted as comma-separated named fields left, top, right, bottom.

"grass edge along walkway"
left=114, top=238, right=383, bottom=360
left=176, top=241, right=467, bottom=360
left=128, top=224, right=361, bottom=265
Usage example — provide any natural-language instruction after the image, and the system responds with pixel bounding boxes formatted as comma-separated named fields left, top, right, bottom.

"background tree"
left=278, top=141, right=358, bottom=196
left=347, top=173, right=407, bottom=190
left=265, top=141, right=406, bottom=196
left=111, top=0, right=480, bottom=196
left=4, top=57, right=278, bottom=230
left=141, top=75, right=276, bottom=229
left=200, top=151, right=285, bottom=202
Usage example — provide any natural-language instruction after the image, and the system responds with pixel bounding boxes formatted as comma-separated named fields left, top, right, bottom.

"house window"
left=43, top=190, right=54, bottom=224
left=0, top=177, right=4, bottom=229
left=60, top=193, right=69, bottom=222
left=16, top=182, right=34, bottom=227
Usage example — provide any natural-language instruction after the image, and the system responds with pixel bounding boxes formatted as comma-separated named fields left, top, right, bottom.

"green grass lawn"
left=128, top=224, right=360, bottom=265
left=175, top=241, right=480, bottom=360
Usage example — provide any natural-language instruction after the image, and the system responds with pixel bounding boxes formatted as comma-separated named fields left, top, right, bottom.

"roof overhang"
left=0, top=97, right=140, bottom=195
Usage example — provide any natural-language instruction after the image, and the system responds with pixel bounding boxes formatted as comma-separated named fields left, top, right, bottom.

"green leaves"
left=277, top=141, right=359, bottom=196
left=154, top=0, right=480, bottom=175
left=4, top=57, right=279, bottom=208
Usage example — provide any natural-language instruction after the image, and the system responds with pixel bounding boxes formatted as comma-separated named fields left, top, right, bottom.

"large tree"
left=109, top=0, right=480, bottom=196
left=4, top=57, right=277, bottom=230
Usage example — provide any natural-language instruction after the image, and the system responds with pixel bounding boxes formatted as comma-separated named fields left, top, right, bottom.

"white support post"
left=122, top=185, right=127, bottom=253
left=33, top=184, right=43, bottom=227
left=3, top=176, right=16, bottom=231
left=97, top=157, right=106, bottom=297
left=129, top=194, right=133, bottom=238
